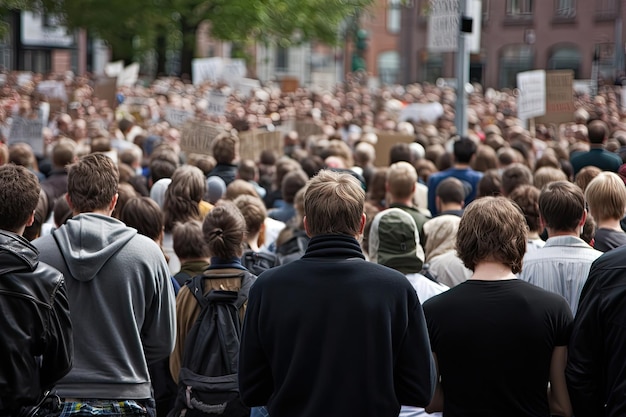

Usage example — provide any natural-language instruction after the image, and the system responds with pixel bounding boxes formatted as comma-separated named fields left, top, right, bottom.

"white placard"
left=105, top=61, right=124, bottom=78
left=192, top=58, right=224, bottom=86
left=399, top=102, right=445, bottom=124
left=206, top=91, right=228, bottom=116
left=427, top=0, right=459, bottom=52
left=17, top=72, right=32, bottom=87
left=117, top=63, right=140, bottom=87
left=517, top=70, right=546, bottom=120
left=221, top=60, right=246, bottom=88
left=237, top=78, right=261, bottom=97
left=37, top=80, right=68, bottom=102
left=165, top=107, right=194, bottom=127
left=8, top=117, right=45, bottom=156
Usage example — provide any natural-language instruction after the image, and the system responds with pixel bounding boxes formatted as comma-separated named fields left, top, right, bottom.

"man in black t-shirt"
left=423, top=197, right=573, bottom=417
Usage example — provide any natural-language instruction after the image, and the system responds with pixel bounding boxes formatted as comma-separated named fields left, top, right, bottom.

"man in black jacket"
left=239, top=169, right=435, bottom=417
left=0, top=164, right=72, bottom=415
left=567, top=247, right=626, bottom=417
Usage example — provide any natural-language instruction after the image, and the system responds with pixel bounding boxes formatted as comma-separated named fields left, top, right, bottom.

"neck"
left=469, top=261, right=516, bottom=281
left=528, top=231, right=540, bottom=240
left=389, top=197, right=413, bottom=207
left=596, top=219, right=623, bottom=231
left=439, top=203, right=462, bottom=213
left=547, top=229, right=580, bottom=238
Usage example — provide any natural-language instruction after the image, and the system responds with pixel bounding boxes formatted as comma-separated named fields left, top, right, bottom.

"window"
left=499, top=44, right=534, bottom=88
left=596, top=0, right=617, bottom=19
left=275, top=46, right=289, bottom=72
left=548, top=45, right=581, bottom=78
left=507, top=0, right=533, bottom=15
left=378, top=51, right=400, bottom=84
left=555, top=0, right=576, bottom=18
left=387, top=0, right=402, bottom=34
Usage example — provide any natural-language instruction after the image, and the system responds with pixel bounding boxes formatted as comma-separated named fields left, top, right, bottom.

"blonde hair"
left=386, top=161, right=417, bottom=200
left=304, top=170, right=364, bottom=237
left=585, top=172, right=626, bottom=222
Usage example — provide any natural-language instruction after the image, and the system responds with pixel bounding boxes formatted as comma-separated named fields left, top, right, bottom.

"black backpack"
left=170, top=271, right=254, bottom=417
left=241, top=250, right=279, bottom=276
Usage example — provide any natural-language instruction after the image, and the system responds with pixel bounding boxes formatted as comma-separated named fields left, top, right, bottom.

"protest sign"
left=535, top=70, right=576, bottom=125
left=399, top=102, right=445, bottom=124
left=9, top=116, right=45, bottom=156
left=180, top=120, right=224, bottom=155
left=104, top=61, right=124, bottom=77
left=206, top=91, right=228, bottom=117
left=37, top=80, right=68, bottom=102
left=94, top=77, right=118, bottom=108
left=239, top=130, right=283, bottom=162
left=117, top=63, right=140, bottom=87
left=517, top=70, right=546, bottom=121
left=374, top=132, right=415, bottom=167
left=165, top=107, right=194, bottom=127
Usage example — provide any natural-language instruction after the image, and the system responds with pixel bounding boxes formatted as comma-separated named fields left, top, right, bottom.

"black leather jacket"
left=0, top=230, right=72, bottom=414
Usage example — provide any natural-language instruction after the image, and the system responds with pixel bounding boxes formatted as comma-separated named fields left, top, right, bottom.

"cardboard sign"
left=8, top=116, right=45, bottom=156
left=238, top=129, right=283, bottom=162
left=165, top=107, right=194, bottom=127
left=517, top=70, right=546, bottom=121
left=94, top=77, right=118, bottom=108
left=180, top=120, right=224, bottom=155
left=374, top=132, right=415, bottom=167
left=192, top=57, right=247, bottom=87
left=535, top=70, right=576, bottom=125
left=294, top=121, right=323, bottom=141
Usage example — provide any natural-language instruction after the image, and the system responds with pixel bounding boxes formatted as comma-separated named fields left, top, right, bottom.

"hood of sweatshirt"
left=52, top=213, right=137, bottom=282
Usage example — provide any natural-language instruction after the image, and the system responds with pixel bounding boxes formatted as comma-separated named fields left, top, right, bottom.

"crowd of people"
left=2, top=68, right=626, bottom=417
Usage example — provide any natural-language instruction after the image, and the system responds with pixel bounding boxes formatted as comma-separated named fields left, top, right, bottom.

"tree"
left=43, top=0, right=374, bottom=76
left=0, top=0, right=38, bottom=39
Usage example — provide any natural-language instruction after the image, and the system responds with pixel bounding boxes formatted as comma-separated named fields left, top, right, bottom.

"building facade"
left=399, top=0, right=626, bottom=89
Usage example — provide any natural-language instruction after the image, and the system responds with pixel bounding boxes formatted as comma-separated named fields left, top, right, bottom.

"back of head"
left=52, top=140, right=77, bottom=168
left=575, top=165, right=602, bottom=192
left=477, top=169, right=503, bottom=198
left=234, top=194, right=267, bottom=235
left=588, top=120, right=608, bottom=145
left=68, top=153, right=119, bottom=213
left=453, top=136, right=477, bottom=164
left=369, top=208, right=421, bottom=274
left=387, top=161, right=417, bottom=200
left=281, top=169, right=309, bottom=204
left=8, top=143, right=35, bottom=168
left=508, top=184, right=542, bottom=234
left=539, top=181, right=585, bottom=232
left=202, top=201, right=246, bottom=259
left=471, top=144, right=498, bottom=172
left=456, top=196, right=527, bottom=274
left=304, top=169, right=365, bottom=237
left=226, top=179, right=258, bottom=201
left=389, top=142, right=413, bottom=165
left=173, top=220, right=210, bottom=260
left=585, top=172, right=626, bottom=222
left=238, top=159, right=258, bottom=182
left=150, top=156, right=178, bottom=185
left=436, top=177, right=466, bottom=205
left=120, top=197, right=164, bottom=241
left=501, top=162, right=533, bottom=196
left=212, top=132, right=239, bottom=165
left=533, top=167, right=567, bottom=191
left=163, top=165, right=205, bottom=231
left=1, top=165, right=41, bottom=233
left=206, top=175, right=227, bottom=204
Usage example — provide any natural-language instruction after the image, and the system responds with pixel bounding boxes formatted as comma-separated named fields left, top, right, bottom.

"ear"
left=65, top=193, right=78, bottom=215
left=539, top=213, right=547, bottom=230
left=303, top=216, right=312, bottom=238
left=108, top=193, right=119, bottom=215
left=578, top=209, right=587, bottom=229
left=358, top=212, right=366, bottom=236
left=25, top=211, right=35, bottom=227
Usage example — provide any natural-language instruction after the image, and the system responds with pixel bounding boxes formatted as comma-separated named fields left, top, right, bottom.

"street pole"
left=615, top=0, right=624, bottom=79
left=455, top=0, right=470, bottom=137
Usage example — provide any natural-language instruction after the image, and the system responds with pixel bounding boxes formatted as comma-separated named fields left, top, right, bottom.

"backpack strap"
left=185, top=271, right=254, bottom=309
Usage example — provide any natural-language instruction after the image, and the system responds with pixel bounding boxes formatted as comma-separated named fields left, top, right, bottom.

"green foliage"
left=34, top=0, right=374, bottom=73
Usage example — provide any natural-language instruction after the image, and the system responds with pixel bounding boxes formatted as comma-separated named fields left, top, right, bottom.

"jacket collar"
left=544, top=235, right=592, bottom=249
left=302, top=234, right=365, bottom=260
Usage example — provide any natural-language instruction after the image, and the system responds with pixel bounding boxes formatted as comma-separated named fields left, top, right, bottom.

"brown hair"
left=533, top=166, right=567, bottom=191
left=539, top=181, right=585, bottom=232
left=163, top=165, right=206, bottom=232
left=173, top=220, right=210, bottom=260
left=120, top=197, right=164, bottom=241
left=212, top=132, right=239, bottom=164
left=585, top=172, right=626, bottom=222
left=508, top=184, right=542, bottom=233
left=112, top=182, right=139, bottom=219
left=202, top=201, right=246, bottom=259
left=0, top=164, right=41, bottom=232
left=456, top=197, right=527, bottom=274
left=234, top=194, right=267, bottom=235
left=225, top=179, right=259, bottom=201
left=304, top=170, right=365, bottom=237
left=67, top=153, right=119, bottom=213
left=501, top=162, right=533, bottom=196
left=575, top=165, right=602, bottom=192
left=471, top=144, right=498, bottom=172
left=387, top=161, right=417, bottom=200
left=238, top=159, right=258, bottom=181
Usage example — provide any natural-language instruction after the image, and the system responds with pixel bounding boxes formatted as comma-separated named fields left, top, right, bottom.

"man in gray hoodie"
left=34, top=153, right=176, bottom=416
